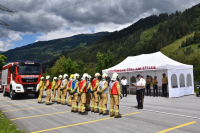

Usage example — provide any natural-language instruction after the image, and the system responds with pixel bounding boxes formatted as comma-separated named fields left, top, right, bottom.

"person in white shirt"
left=121, top=76, right=128, bottom=97
left=134, top=74, right=146, bottom=109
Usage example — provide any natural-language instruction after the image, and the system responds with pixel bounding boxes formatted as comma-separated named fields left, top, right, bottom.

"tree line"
left=181, top=32, right=200, bottom=47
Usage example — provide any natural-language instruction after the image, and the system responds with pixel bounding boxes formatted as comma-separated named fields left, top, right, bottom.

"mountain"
left=44, top=3, right=200, bottom=81
left=0, top=51, right=3, bottom=54
left=3, top=32, right=110, bottom=64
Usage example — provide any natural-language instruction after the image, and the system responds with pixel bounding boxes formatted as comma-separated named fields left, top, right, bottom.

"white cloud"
left=0, top=39, right=14, bottom=51
left=0, top=31, right=22, bottom=51
left=8, top=32, right=22, bottom=42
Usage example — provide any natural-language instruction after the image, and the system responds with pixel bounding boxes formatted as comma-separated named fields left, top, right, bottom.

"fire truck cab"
left=1, top=61, right=42, bottom=100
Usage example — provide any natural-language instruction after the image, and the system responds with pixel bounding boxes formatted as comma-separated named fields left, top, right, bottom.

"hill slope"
left=43, top=3, right=200, bottom=81
left=3, top=32, right=109, bottom=64
left=161, top=33, right=195, bottom=56
left=161, top=32, right=200, bottom=81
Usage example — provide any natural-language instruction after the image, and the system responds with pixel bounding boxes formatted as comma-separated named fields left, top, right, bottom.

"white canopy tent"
left=102, top=52, right=194, bottom=98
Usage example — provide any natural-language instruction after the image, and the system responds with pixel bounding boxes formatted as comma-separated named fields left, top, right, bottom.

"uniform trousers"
left=136, top=89, right=144, bottom=108
left=38, top=89, right=43, bottom=103
left=162, top=84, right=168, bottom=97
left=99, top=93, right=108, bottom=114
left=122, top=85, right=127, bottom=97
left=146, top=84, right=151, bottom=96
left=46, top=89, right=51, bottom=104
left=153, top=85, right=158, bottom=97
left=52, top=89, right=56, bottom=102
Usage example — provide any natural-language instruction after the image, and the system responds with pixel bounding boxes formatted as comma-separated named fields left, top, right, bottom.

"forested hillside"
left=44, top=3, right=200, bottom=81
left=3, top=32, right=109, bottom=64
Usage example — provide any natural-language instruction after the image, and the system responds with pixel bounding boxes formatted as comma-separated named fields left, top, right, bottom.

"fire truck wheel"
left=34, top=92, right=39, bottom=98
left=3, top=86, right=8, bottom=97
left=10, top=87, right=16, bottom=100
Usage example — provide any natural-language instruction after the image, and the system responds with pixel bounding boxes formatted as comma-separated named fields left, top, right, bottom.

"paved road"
left=0, top=92, right=199, bottom=133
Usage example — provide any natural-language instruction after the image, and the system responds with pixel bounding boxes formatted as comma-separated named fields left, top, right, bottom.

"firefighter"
left=67, top=74, right=74, bottom=106
left=91, top=73, right=100, bottom=113
left=45, top=75, right=52, bottom=105
left=51, top=77, right=58, bottom=102
left=57, top=75, right=62, bottom=104
left=86, top=75, right=92, bottom=111
left=78, top=73, right=88, bottom=115
left=38, top=77, right=44, bottom=103
left=71, top=73, right=80, bottom=112
left=109, top=73, right=122, bottom=118
left=61, top=74, right=68, bottom=105
left=98, top=73, right=109, bottom=115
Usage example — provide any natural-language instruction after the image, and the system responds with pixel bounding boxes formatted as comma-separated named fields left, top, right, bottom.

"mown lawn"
left=0, top=110, right=25, bottom=133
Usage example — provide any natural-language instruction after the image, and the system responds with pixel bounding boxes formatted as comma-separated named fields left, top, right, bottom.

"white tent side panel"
left=168, top=69, right=194, bottom=98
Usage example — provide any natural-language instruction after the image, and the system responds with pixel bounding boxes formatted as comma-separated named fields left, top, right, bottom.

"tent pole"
left=128, top=72, right=130, bottom=95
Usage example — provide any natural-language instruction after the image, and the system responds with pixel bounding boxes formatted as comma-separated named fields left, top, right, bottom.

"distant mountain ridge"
left=2, top=32, right=109, bottom=64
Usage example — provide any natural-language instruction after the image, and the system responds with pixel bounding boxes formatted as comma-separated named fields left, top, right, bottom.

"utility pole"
left=0, top=4, right=14, bottom=26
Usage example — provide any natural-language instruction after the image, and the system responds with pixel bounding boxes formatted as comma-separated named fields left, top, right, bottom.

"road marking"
left=120, top=105, right=200, bottom=120
left=31, top=112, right=141, bottom=133
left=11, top=111, right=71, bottom=121
left=2, top=105, right=61, bottom=112
left=0, top=101, right=21, bottom=103
left=0, top=102, right=36, bottom=107
left=157, top=121, right=196, bottom=133
left=0, top=100, right=37, bottom=104
left=143, top=109, right=200, bottom=120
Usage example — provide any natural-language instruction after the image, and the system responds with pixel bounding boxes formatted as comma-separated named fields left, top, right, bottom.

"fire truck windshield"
left=17, top=65, right=41, bottom=75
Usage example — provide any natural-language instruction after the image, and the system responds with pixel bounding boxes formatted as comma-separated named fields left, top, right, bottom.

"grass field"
left=161, top=32, right=195, bottom=56
left=0, top=110, right=25, bottom=133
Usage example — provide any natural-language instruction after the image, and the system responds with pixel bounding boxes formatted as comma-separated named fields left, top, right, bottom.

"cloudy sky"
left=0, top=0, right=199, bottom=51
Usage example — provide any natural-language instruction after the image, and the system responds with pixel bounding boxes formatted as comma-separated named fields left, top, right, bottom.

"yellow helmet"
left=70, top=74, right=74, bottom=79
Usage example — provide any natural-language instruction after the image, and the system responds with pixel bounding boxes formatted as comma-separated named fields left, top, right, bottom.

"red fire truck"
left=1, top=61, right=42, bottom=99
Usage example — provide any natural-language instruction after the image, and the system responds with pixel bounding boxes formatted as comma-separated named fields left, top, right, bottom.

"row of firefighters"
left=37, top=72, right=123, bottom=118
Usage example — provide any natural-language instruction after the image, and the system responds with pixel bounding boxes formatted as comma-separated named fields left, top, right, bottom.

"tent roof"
left=103, top=51, right=193, bottom=73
